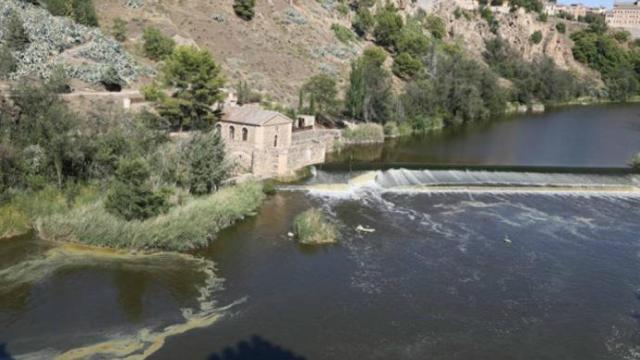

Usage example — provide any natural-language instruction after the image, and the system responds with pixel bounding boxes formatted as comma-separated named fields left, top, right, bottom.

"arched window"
left=215, top=123, right=222, bottom=133
left=273, top=134, right=278, bottom=148
left=298, top=118, right=304, bottom=128
left=229, top=126, right=235, bottom=140
left=242, top=127, right=248, bottom=141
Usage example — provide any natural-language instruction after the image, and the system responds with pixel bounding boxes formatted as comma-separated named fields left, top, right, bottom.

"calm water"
left=1, top=105, right=640, bottom=360
left=326, top=104, right=640, bottom=169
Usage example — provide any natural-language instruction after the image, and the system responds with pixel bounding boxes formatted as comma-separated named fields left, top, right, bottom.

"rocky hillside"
left=96, top=0, right=364, bottom=102
left=0, top=0, right=141, bottom=89
left=430, top=1, right=594, bottom=76
left=1, top=0, right=598, bottom=101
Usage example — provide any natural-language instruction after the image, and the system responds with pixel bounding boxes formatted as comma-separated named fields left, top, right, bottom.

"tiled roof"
left=222, top=104, right=292, bottom=126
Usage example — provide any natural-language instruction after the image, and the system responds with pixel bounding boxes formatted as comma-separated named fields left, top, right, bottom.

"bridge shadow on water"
left=208, top=335, right=306, bottom=360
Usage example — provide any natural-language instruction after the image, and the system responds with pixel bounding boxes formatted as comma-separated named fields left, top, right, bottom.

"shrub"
left=352, top=6, right=374, bottom=36
left=100, top=66, right=124, bottom=92
left=233, top=0, right=256, bottom=21
left=104, top=158, right=168, bottom=221
left=293, top=208, right=338, bottom=245
left=530, top=30, right=543, bottom=44
left=614, top=31, right=631, bottom=43
left=331, top=23, right=356, bottom=44
left=537, top=12, right=548, bottom=22
left=383, top=121, right=412, bottom=137
left=0, top=46, right=17, bottom=79
left=393, top=52, right=422, bottom=79
left=556, top=22, right=566, bottom=34
left=42, top=0, right=99, bottom=26
left=342, top=123, right=385, bottom=143
left=143, top=27, right=176, bottom=61
left=112, top=17, right=127, bottom=42
left=424, top=15, right=446, bottom=39
left=37, top=182, right=265, bottom=251
left=6, top=11, right=30, bottom=51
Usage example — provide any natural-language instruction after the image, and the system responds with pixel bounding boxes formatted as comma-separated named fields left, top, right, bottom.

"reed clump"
left=632, top=153, right=640, bottom=171
left=342, top=123, right=384, bottom=144
left=0, top=185, right=100, bottom=239
left=36, top=182, right=265, bottom=251
left=293, top=208, right=338, bottom=245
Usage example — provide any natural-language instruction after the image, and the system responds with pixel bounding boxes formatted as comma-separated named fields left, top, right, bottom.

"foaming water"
left=281, top=169, right=640, bottom=198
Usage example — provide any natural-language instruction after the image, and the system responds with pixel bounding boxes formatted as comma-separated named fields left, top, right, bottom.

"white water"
left=281, top=169, right=640, bottom=196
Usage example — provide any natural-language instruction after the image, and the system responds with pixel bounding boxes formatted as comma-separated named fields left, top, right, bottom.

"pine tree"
left=105, top=158, right=168, bottom=221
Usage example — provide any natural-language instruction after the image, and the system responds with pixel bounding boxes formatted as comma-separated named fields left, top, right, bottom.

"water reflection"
left=327, top=104, right=640, bottom=168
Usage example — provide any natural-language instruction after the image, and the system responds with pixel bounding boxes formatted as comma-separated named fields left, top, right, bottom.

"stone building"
left=607, top=1, right=640, bottom=28
left=218, top=104, right=339, bottom=178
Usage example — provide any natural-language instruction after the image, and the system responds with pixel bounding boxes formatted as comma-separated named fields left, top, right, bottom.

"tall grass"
left=0, top=186, right=100, bottom=238
left=342, top=123, right=385, bottom=144
left=37, top=182, right=265, bottom=251
left=293, top=208, right=338, bottom=245
left=632, top=153, right=640, bottom=170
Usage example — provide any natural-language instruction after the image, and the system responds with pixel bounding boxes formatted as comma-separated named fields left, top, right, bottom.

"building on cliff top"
left=217, top=104, right=338, bottom=178
left=607, top=1, right=640, bottom=32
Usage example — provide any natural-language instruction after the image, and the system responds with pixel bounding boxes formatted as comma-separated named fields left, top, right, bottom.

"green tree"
left=6, top=11, right=30, bottom=52
left=424, top=15, right=446, bottom=39
left=8, top=81, right=75, bottom=188
left=345, top=47, right=392, bottom=123
left=112, top=17, right=127, bottom=42
left=154, top=46, right=226, bottom=131
left=142, top=27, right=176, bottom=61
left=353, top=6, right=374, bottom=36
left=395, top=20, right=430, bottom=57
left=187, top=130, right=229, bottom=195
left=556, top=22, right=566, bottom=34
left=105, top=158, right=168, bottom=221
left=300, top=74, right=338, bottom=115
left=373, top=4, right=403, bottom=49
left=237, top=81, right=261, bottom=105
left=233, top=0, right=256, bottom=21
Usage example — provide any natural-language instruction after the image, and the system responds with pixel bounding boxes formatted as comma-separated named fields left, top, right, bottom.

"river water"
left=2, top=105, right=640, bottom=360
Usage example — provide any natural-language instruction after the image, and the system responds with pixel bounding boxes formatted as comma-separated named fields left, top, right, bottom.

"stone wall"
left=223, top=128, right=341, bottom=179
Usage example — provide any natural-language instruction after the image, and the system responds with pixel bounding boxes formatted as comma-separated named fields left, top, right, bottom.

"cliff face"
left=430, top=1, right=594, bottom=76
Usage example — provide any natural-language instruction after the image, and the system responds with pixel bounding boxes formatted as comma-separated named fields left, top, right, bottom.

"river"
left=1, top=105, right=640, bottom=360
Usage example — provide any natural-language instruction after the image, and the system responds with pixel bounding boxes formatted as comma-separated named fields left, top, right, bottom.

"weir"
left=281, top=167, right=640, bottom=195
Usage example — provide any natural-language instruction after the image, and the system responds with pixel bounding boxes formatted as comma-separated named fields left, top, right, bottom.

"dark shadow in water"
left=0, top=343, right=14, bottom=360
left=208, top=335, right=306, bottom=360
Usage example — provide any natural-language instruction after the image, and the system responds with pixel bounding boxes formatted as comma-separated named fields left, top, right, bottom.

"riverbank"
left=1, top=182, right=265, bottom=252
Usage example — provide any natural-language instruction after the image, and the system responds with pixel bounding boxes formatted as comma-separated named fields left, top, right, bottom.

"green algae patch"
left=293, top=208, right=339, bottom=245
left=0, top=242, right=238, bottom=360
left=36, top=182, right=265, bottom=252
